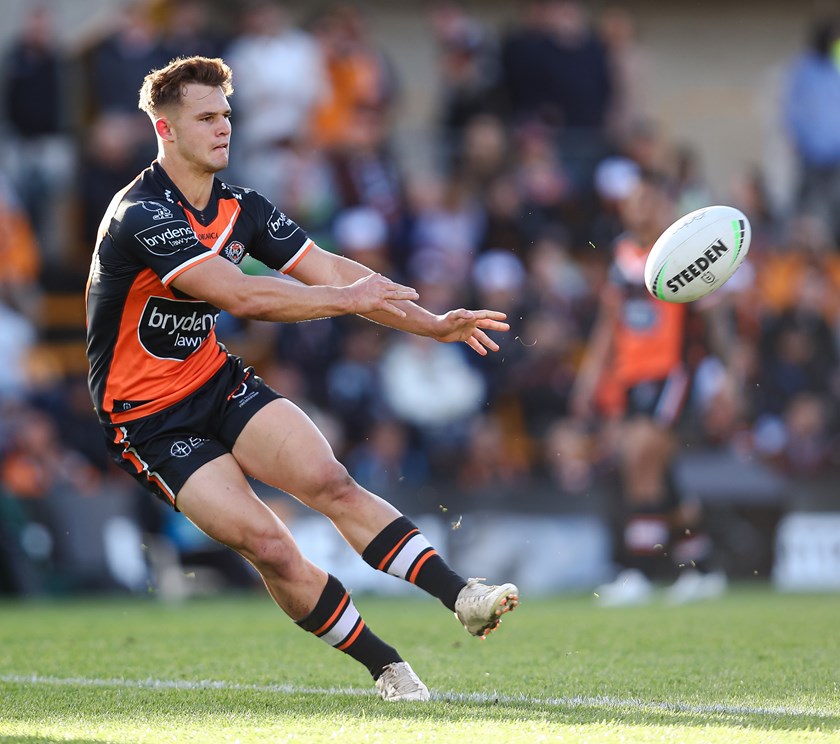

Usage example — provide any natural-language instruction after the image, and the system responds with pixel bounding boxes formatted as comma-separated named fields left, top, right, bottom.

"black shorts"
left=104, top=355, right=282, bottom=509
left=625, top=365, right=690, bottom=427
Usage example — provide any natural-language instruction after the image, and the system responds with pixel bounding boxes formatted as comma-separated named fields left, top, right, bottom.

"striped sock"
left=362, top=516, right=466, bottom=612
left=296, top=574, right=401, bottom=679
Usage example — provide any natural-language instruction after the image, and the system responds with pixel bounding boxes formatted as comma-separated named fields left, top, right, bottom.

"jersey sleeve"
left=244, top=192, right=313, bottom=274
left=115, top=201, right=215, bottom=286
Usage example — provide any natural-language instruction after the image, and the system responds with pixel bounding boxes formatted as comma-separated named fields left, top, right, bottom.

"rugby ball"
left=644, top=205, right=751, bottom=303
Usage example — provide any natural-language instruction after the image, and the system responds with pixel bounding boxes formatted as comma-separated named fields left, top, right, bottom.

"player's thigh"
left=230, top=398, right=348, bottom=500
left=176, top=452, right=298, bottom=560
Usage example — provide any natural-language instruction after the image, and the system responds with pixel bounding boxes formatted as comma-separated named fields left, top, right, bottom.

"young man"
left=85, top=56, right=518, bottom=701
left=571, top=172, right=726, bottom=606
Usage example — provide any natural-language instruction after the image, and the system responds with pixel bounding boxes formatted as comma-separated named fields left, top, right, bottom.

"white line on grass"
left=0, top=674, right=833, bottom=720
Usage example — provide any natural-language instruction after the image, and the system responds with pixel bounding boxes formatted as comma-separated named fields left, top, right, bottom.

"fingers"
left=473, top=328, right=500, bottom=352
left=475, top=318, right=510, bottom=332
left=466, top=336, right=487, bottom=356
left=381, top=301, right=408, bottom=318
left=470, top=309, right=508, bottom=321
left=464, top=329, right=498, bottom=355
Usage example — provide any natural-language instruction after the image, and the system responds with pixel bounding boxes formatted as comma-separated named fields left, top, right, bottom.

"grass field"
left=1, top=587, right=838, bottom=743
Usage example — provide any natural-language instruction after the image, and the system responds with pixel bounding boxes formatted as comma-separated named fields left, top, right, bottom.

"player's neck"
left=157, top=153, right=214, bottom=211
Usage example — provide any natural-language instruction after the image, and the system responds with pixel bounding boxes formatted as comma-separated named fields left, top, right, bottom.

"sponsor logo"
left=268, top=209, right=296, bottom=240
left=195, top=230, right=219, bottom=241
left=665, top=239, right=728, bottom=294
left=134, top=219, right=199, bottom=256
left=170, top=436, right=209, bottom=458
left=139, top=296, right=219, bottom=360
left=164, top=189, right=174, bottom=204
left=142, top=201, right=173, bottom=221
left=223, top=241, right=245, bottom=264
left=170, top=441, right=192, bottom=458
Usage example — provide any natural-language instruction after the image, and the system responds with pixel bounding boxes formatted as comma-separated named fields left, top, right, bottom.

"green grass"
left=0, top=587, right=838, bottom=743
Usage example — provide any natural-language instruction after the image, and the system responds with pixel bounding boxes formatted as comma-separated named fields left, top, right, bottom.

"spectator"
left=224, top=0, right=328, bottom=201
left=86, top=1, right=169, bottom=115
left=310, top=4, right=398, bottom=151
left=782, top=15, right=840, bottom=244
left=501, top=0, right=613, bottom=188
left=0, top=174, right=41, bottom=308
left=597, top=5, right=649, bottom=147
left=1, top=5, right=74, bottom=261
left=160, top=0, right=228, bottom=60
left=429, top=2, right=504, bottom=168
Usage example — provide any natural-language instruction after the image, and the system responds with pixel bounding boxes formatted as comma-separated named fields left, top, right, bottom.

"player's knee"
left=244, top=530, right=302, bottom=579
left=305, top=460, right=360, bottom=512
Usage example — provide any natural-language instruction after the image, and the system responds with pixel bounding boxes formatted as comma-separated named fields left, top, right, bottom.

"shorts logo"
left=170, top=441, right=192, bottom=458
left=139, top=296, right=219, bottom=361
left=170, top=437, right=208, bottom=458
left=230, top=379, right=260, bottom=407
left=134, top=219, right=199, bottom=256
left=142, top=201, right=173, bottom=221
left=223, top=241, right=245, bottom=264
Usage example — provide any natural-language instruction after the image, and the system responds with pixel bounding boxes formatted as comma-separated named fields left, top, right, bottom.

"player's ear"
left=155, top=116, right=174, bottom=142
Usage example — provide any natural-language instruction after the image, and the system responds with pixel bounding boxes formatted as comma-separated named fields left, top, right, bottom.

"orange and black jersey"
left=86, top=161, right=312, bottom=426
left=606, top=234, right=687, bottom=388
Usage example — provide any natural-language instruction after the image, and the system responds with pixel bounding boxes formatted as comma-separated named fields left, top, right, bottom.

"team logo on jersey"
left=141, top=201, right=173, bottom=221
left=139, top=296, right=219, bottom=360
left=134, top=219, right=199, bottom=256
left=223, top=241, right=245, bottom=264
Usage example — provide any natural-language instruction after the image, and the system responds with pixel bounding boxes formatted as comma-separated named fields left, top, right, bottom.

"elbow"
left=219, top=284, right=264, bottom=320
left=226, top=295, right=269, bottom=321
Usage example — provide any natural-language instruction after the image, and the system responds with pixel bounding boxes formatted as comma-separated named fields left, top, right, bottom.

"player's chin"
left=209, top=148, right=229, bottom=170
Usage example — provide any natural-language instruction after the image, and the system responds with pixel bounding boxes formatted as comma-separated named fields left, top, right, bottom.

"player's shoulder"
left=110, top=169, right=182, bottom=233
left=111, top=187, right=198, bottom=257
left=216, top=178, right=271, bottom=212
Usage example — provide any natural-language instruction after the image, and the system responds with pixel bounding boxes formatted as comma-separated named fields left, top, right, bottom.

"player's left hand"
left=432, top=309, right=509, bottom=355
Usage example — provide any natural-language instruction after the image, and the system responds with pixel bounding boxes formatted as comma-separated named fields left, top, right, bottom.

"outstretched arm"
left=171, top=250, right=419, bottom=322
left=290, top=245, right=510, bottom=355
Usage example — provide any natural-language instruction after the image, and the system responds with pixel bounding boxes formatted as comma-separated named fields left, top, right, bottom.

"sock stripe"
left=336, top=618, right=366, bottom=651
left=319, top=598, right=362, bottom=647
left=313, top=591, right=350, bottom=637
left=387, top=534, right=433, bottom=579
left=407, top=548, right=437, bottom=584
left=377, top=528, right=419, bottom=571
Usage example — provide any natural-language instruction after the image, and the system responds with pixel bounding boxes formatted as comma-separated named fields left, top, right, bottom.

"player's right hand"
left=346, top=273, right=419, bottom=318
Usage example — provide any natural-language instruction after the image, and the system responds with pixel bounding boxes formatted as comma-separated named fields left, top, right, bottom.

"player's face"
left=168, top=84, right=231, bottom=173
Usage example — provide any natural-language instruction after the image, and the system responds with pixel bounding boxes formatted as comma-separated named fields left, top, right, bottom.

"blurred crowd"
left=1, top=0, right=839, bottom=596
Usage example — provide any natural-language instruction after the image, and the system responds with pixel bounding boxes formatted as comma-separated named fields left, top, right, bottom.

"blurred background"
left=0, top=0, right=838, bottom=600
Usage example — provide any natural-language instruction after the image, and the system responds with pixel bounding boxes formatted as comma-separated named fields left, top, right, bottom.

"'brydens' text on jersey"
left=140, top=297, right=220, bottom=360
left=666, top=239, right=728, bottom=293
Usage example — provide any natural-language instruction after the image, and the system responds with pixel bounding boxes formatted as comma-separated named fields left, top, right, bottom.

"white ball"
left=644, top=205, right=751, bottom=303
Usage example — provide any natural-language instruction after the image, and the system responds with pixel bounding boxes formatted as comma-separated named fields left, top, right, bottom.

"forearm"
left=299, top=251, right=442, bottom=337
left=360, top=302, right=441, bottom=337
left=227, top=274, right=353, bottom=323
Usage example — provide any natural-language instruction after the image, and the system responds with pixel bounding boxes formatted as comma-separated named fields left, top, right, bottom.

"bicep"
left=170, top=255, right=249, bottom=313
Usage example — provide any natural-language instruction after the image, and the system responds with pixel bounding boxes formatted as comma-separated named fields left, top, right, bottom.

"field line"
left=0, top=673, right=833, bottom=720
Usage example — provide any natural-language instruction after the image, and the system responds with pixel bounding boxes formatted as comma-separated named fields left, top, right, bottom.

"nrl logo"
left=142, top=200, right=173, bottom=221
left=223, top=240, right=245, bottom=264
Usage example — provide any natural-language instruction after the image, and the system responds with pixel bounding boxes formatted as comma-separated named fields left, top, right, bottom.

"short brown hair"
left=138, top=56, right=233, bottom=116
